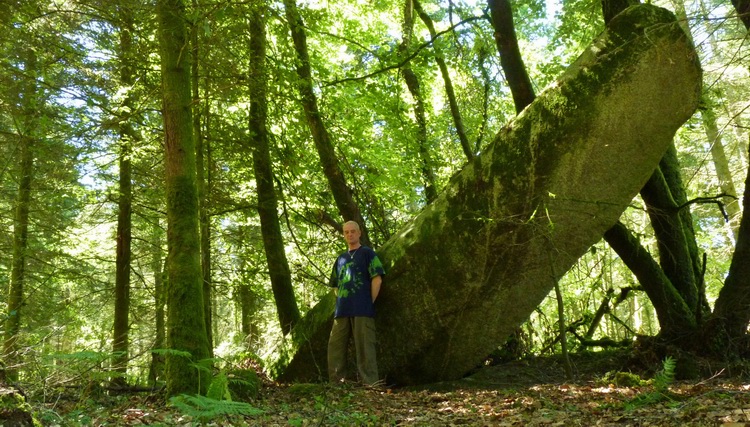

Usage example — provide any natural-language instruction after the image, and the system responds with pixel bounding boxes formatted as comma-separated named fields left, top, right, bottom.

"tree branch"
left=322, top=15, right=486, bottom=87
left=676, top=193, right=738, bottom=221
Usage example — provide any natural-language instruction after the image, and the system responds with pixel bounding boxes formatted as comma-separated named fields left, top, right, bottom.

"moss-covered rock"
left=0, top=386, right=41, bottom=427
left=271, top=4, right=702, bottom=386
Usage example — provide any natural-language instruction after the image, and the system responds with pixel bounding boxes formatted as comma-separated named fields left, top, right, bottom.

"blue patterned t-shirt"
left=329, top=245, right=385, bottom=318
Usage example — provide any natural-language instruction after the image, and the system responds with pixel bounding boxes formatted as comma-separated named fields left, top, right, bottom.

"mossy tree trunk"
left=112, top=0, right=136, bottom=386
left=3, top=47, right=36, bottom=383
left=273, top=5, right=702, bottom=385
left=710, top=166, right=750, bottom=341
left=249, top=0, right=300, bottom=335
left=605, top=144, right=708, bottom=342
left=156, top=0, right=211, bottom=396
left=603, top=221, right=699, bottom=337
left=191, top=0, right=214, bottom=356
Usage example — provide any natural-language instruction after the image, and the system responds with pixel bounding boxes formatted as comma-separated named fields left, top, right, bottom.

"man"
left=327, top=220, right=385, bottom=385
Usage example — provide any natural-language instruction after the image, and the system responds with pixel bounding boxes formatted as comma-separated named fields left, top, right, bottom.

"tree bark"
left=603, top=222, right=697, bottom=338
left=191, top=0, right=214, bottom=356
left=272, top=5, right=701, bottom=384
left=112, top=1, right=135, bottom=385
left=148, top=222, right=166, bottom=386
left=639, top=161, right=700, bottom=313
left=554, top=281, right=573, bottom=380
left=488, top=0, right=535, bottom=114
left=282, top=0, right=370, bottom=244
left=712, top=147, right=750, bottom=339
left=3, top=47, right=36, bottom=383
left=156, top=0, right=211, bottom=396
left=249, top=0, right=301, bottom=335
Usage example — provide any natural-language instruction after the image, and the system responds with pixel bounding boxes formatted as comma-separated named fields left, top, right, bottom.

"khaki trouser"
left=327, top=317, right=378, bottom=385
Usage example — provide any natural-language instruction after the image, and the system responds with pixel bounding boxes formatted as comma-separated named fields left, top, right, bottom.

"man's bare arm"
left=371, top=275, right=382, bottom=302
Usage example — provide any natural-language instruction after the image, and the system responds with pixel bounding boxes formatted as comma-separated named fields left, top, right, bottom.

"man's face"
left=343, top=223, right=361, bottom=246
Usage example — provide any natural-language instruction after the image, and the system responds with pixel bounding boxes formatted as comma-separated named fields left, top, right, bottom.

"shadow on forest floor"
left=252, top=348, right=750, bottom=426
left=30, top=348, right=750, bottom=426
left=420, top=349, right=637, bottom=391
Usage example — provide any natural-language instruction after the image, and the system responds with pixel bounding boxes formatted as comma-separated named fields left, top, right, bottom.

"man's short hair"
left=343, top=220, right=360, bottom=231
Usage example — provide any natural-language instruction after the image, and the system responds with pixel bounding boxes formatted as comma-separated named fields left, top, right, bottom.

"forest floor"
left=34, top=349, right=750, bottom=426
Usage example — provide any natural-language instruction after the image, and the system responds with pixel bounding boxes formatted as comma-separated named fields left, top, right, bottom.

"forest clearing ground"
left=38, top=350, right=750, bottom=426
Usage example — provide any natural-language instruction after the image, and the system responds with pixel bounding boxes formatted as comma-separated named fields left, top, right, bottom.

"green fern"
left=169, top=394, right=263, bottom=425
left=207, top=371, right=232, bottom=401
left=227, top=369, right=261, bottom=400
left=625, top=356, right=677, bottom=410
left=652, top=355, right=676, bottom=393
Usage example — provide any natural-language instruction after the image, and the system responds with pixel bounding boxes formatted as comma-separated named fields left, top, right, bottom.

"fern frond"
left=625, top=356, right=678, bottom=410
left=207, top=371, right=231, bottom=401
left=170, top=394, right=263, bottom=423
left=653, top=356, right=676, bottom=393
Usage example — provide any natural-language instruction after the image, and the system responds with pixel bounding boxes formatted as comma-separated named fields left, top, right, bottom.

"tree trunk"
left=711, top=147, right=750, bottom=340
left=603, top=222, right=697, bottom=338
left=488, top=0, right=535, bottom=114
left=272, top=5, right=701, bottom=384
left=474, top=45, right=492, bottom=153
left=554, top=281, right=573, bottom=380
left=191, top=0, right=213, bottom=356
left=414, top=0, right=474, bottom=160
left=156, top=0, right=211, bottom=396
left=282, top=0, right=370, bottom=244
left=238, top=280, right=261, bottom=352
left=701, top=99, right=742, bottom=240
left=112, top=2, right=135, bottom=385
left=3, top=47, right=36, bottom=383
left=249, top=0, right=300, bottom=335
left=680, top=0, right=744, bottom=241
left=149, top=222, right=166, bottom=386
left=638, top=157, right=701, bottom=313
left=698, top=0, right=750, bottom=354
left=599, top=0, right=710, bottom=344
left=399, top=0, right=438, bottom=203
left=709, top=0, right=750, bottom=338
left=731, top=0, right=750, bottom=29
